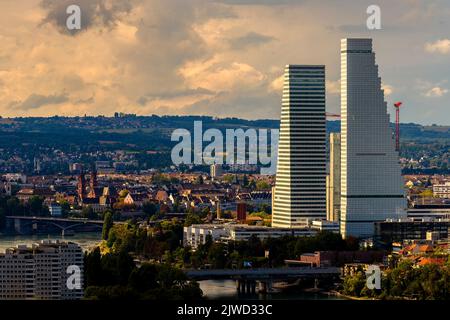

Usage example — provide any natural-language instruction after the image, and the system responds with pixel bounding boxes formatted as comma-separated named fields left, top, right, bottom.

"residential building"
left=374, top=218, right=450, bottom=243
left=183, top=223, right=317, bottom=248
left=49, top=204, right=62, bottom=217
left=407, top=203, right=450, bottom=220
left=272, top=65, right=327, bottom=228
left=433, top=181, right=450, bottom=198
left=340, top=38, right=406, bottom=238
left=0, top=240, right=84, bottom=300
left=310, top=220, right=340, bottom=233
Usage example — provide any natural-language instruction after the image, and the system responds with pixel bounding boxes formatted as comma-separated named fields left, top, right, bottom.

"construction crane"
left=394, top=102, right=403, bottom=152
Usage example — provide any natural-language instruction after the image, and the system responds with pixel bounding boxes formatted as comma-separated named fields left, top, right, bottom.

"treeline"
left=0, top=195, right=49, bottom=229
left=343, top=259, right=450, bottom=300
left=84, top=248, right=202, bottom=300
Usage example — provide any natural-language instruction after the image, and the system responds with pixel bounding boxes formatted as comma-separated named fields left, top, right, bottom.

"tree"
left=256, top=180, right=270, bottom=190
left=28, top=196, right=47, bottom=216
left=82, top=206, right=97, bottom=220
left=128, top=263, right=158, bottom=292
left=85, top=247, right=103, bottom=286
left=184, top=213, right=202, bottom=227
left=241, top=174, right=249, bottom=187
left=142, top=201, right=157, bottom=217
left=102, top=211, right=114, bottom=240
left=195, top=175, right=204, bottom=185
left=59, top=200, right=71, bottom=217
left=0, top=208, right=6, bottom=230
left=6, top=197, right=20, bottom=215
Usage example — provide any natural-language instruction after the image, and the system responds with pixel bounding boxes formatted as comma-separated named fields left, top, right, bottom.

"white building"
left=49, top=204, right=62, bottom=216
left=183, top=224, right=229, bottom=248
left=272, top=65, right=327, bottom=228
left=433, top=181, right=450, bottom=198
left=340, top=38, right=406, bottom=238
left=183, top=223, right=317, bottom=248
left=310, top=220, right=340, bottom=233
left=0, top=240, right=84, bottom=300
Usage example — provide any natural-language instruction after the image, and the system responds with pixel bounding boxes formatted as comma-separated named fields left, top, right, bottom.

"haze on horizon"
left=0, top=0, right=449, bottom=125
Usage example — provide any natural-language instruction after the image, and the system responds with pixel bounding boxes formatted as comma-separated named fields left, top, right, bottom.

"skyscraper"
left=340, top=38, right=406, bottom=238
left=272, top=65, right=327, bottom=228
left=326, top=133, right=341, bottom=222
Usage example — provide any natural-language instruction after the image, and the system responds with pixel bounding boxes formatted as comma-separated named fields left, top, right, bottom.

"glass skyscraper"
left=340, top=38, right=406, bottom=238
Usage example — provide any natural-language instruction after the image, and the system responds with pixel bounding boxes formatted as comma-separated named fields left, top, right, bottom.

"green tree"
left=143, top=201, right=158, bottom=217
left=82, top=206, right=97, bottom=220
left=128, top=263, right=158, bottom=292
left=0, top=208, right=6, bottom=230
left=184, top=213, right=202, bottom=227
left=85, top=247, right=103, bottom=286
left=102, top=211, right=114, bottom=240
left=28, top=196, right=47, bottom=216
left=59, top=200, right=71, bottom=217
left=256, top=180, right=270, bottom=190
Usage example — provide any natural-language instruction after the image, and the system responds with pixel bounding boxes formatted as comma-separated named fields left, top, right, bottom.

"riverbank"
left=325, top=290, right=379, bottom=300
left=0, top=232, right=102, bottom=252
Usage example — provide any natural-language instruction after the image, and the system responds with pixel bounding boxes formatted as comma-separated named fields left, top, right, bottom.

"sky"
left=0, top=0, right=449, bottom=125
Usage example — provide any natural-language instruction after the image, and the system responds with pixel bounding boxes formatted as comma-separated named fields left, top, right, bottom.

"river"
left=0, top=232, right=102, bottom=252
left=0, top=235, right=345, bottom=300
left=198, top=280, right=346, bottom=300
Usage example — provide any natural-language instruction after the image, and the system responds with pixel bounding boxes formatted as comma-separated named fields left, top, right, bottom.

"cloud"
left=269, top=75, right=284, bottom=92
left=12, top=93, right=69, bottom=110
left=425, top=87, right=448, bottom=97
left=229, top=32, right=275, bottom=50
left=0, top=0, right=449, bottom=124
left=417, top=79, right=449, bottom=98
left=425, top=39, right=450, bottom=54
left=39, top=0, right=134, bottom=35
left=216, top=0, right=304, bottom=5
left=326, top=80, right=340, bottom=95
left=382, top=84, right=393, bottom=96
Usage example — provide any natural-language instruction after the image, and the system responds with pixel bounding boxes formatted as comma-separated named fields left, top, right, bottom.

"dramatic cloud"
left=12, top=93, right=68, bottom=110
left=0, top=0, right=449, bottom=124
left=425, top=39, right=450, bottom=54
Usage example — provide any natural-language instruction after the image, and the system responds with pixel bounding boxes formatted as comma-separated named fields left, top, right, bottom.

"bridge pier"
left=257, top=280, right=272, bottom=294
left=236, top=279, right=257, bottom=295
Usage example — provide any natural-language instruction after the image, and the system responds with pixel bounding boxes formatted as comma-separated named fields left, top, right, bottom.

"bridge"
left=185, top=267, right=342, bottom=295
left=5, top=216, right=104, bottom=235
left=185, top=267, right=341, bottom=280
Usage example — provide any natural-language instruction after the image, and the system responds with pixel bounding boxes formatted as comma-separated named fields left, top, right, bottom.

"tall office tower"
left=326, top=133, right=341, bottom=222
left=340, top=38, right=406, bottom=238
left=0, top=240, right=84, bottom=300
left=272, top=65, right=327, bottom=228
